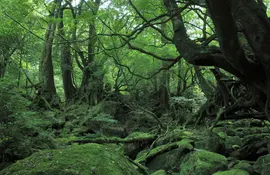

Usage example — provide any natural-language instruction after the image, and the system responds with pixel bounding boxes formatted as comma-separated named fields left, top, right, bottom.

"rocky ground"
left=1, top=100, right=270, bottom=175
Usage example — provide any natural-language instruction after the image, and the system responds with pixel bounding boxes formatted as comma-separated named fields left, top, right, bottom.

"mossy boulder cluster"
left=1, top=101, right=270, bottom=175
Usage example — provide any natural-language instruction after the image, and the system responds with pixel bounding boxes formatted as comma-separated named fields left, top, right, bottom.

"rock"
left=146, top=147, right=186, bottom=173
left=253, top=154, right=270, bottom=175
left=154, top=129, right=194, bottom=146
left=0, top=143, right=142, bottom=175
left=195, top=132, right=225, bottom=154
left=225, top=136, right=243, bottom=152
left=136, top=139, right=194, bottom=173
left=151, top=170, right=167, bottom=175
left=179, top=150, right=228, bottom=175
left=230, top=134, right=269, bottom=160
left=124, top=111, right=157, bottom=134
left=97, top=101, right=118, bottom=116
left=213, top=169, right=249, bottom=175
left=123, top=132, right=155, bottom=159
left=233, top=161, right=255, bottom=174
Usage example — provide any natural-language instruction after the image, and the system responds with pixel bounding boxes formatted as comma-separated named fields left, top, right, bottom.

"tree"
left=39, top=0, right=58, bottom=103
left=58, top=0, right=77, bottom=102
left=162, top=0, right=270, bottom=121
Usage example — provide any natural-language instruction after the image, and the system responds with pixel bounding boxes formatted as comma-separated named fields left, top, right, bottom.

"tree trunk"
left=158, top=17, right=170, bottom=109
left=58, top=5, right=76, bottom=102
left=79, top=0, right=103, bottom=105
left=194, top=66, right=214, bottom=99
left=39, top=2, right=58, bottom=103
left=163, top=0, right=270, bottom=121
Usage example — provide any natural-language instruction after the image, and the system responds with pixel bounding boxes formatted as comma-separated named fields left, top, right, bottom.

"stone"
left=151, top=170, right=167, bottom=175
left=0, top=143, right=142, bottom=175
left=179, top=150, right=228, bottom=175
left=213, top=169, right=249, bottom=175
left=253, top=154, right=270, bottom=175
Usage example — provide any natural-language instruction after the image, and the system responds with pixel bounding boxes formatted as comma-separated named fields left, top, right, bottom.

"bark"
left=0, top=60, right=6, bottom=78
left=163, top=0, right=265, bottom=89
left=162, top=0, right=270, bottom=121
left=176, top=60, right=182, bottom=96
left=158, top=17, right=170, bottom=109
left=79, top=0, right=103, bottom=104
left=58, top=4, right=76, bottom=102
left=39, top=21, right=57, bottom=102
left=194, top=66, right=214, bottom=98
left=206, top=0, right=266, bottom=88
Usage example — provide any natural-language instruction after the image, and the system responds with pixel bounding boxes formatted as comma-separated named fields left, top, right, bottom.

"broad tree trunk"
left=163, top=0, right=270, bottom=121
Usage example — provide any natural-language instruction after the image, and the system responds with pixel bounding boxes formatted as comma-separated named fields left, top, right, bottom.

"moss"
left=136, top=139, right=193, bottom=163
left=213, top=169, right=249, bottom=175
left=125, top=132, right=154, bottom=139
left=254, top=154, right=270, bottom=175
left=233, top=161, right=253, bottom=173
left=151, top=170, right=167, bottom=175
left=179, top=150, right=228, bottom=175
left=55, top=136, right=81, bottom=146
left=1, top=143, right=142, bottom=175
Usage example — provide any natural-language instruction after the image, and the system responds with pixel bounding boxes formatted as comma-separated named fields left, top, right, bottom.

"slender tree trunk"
left=39, top=2, right=58, bottom=103
left=79, top=0, right=103, bottom=105
left=176, top=59, right=183, bottom=96
left=158, top=17, right=170, bottom=109
left=58, top=5, right=76, bottom=102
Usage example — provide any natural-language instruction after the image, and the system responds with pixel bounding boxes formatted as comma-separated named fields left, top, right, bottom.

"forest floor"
left=1, top=97, right=270, bottom=175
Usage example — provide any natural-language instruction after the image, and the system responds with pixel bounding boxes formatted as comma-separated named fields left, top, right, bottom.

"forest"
left=0, top=0, right=270, bottom=174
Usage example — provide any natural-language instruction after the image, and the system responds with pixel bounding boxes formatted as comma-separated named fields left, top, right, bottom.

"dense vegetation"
left=0, top=0, right=270, bottom=174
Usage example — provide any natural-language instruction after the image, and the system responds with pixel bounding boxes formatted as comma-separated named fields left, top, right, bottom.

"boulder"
left=0, top=143, right=142, bottom=175
left=136, top=139, right=194, bottom=173
left=123, top=132, right=156, bottom=159
left=151, top=170, right=167, bottom=175
left=233, top=161, right=256, bottom=175
left=230, top=134, right=269, bottom=160
left=179, top=150, right=228, bottom=175
left=253, top=154, right=270, bottom=175
left=195, top=132, right=225, bottom=154
left=124, top=111, right=157, bottom=134
left=213, top=169, right=249, bottom=175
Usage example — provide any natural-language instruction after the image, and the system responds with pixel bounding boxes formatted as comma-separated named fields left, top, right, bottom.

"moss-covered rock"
left=0, top=143, right=142, bottom=175
left=136, top=139, right=193, bottom=173
left=154, top=129, right=198, bottom=147
left=253, top=154, right=270, bottom=175
left=233, top=161, right=254, bottom=174
left=212, top=169, right=249, bottom=175
left=151, top=170, right=167, bottom=175
left=123, top=132, right=156, bottom=159
left=195, top=132, right=225, bottom=154
left=124, top=111, right=158, bottom=134
left=179, top=150, right=228, bottom=175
